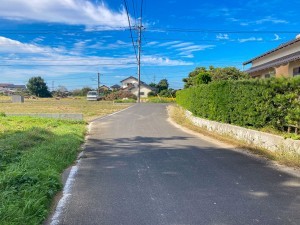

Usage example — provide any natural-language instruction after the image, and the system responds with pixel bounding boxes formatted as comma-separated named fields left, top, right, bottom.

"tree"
left=27, top=76, right=51, bottom=97
left=157, top=79, right=169, bottom=93
left=211, top=67, right=249, bottom=81
left=183, top=66, right=250, bottom=88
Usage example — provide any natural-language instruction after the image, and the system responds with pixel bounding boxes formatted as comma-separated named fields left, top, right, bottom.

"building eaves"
left=120, top=76, right=137, bottom=83
left=243, top=38, right=300, bottom=66
left=245, top=51, right=300, bottom=74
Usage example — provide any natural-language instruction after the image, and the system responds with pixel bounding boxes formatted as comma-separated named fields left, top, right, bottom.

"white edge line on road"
left=49, top=104, right=136, bottom=225
left=50, top=161, right=80, bottom=225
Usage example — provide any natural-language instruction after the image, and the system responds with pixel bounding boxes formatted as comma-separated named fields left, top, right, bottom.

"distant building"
left=110, top=84, right=121, bottom=91
left=0, top=83, right=26, bottom=94
left=99, top=85, right=110, bottom=92
left=243, top=35, right=300, bottom=78
left=120, top=76, right=155, bottom=98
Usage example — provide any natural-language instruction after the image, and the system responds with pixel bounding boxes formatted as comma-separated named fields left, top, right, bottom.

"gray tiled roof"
left=243, top=38, right=300, bottom=65
left=246, top=51, right=300, bottom=74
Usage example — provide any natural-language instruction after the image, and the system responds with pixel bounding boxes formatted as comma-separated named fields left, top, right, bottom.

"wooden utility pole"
left=137, top=19, right=142, bottom=103
left=97, top=72, right=100, bottom=94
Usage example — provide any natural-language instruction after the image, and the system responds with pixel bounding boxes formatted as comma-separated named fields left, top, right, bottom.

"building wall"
left=131, top=86, right=152, bottom=97
left=252, top=40, right=300, bottom=67
left=288, top=60, right=300, bottom=77
left=121, top=78, right=138, bottom=88
left=275, top=63, right=290, bottom=78
left=249, top=68, right=275, bottom=78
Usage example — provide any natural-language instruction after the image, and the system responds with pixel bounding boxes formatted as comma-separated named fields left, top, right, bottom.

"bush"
left=104, top=90, right=137, bottom=101
left=176, top=77, right=300, bottom=131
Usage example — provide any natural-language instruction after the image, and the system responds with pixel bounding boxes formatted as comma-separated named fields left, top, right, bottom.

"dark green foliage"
left=177, top=77, right=300, bottom=131
left=183, top=66, right=249, bottom=88
left=27, top=76, right=52, bottom=97
left=157, top=79, right=169, bottom=92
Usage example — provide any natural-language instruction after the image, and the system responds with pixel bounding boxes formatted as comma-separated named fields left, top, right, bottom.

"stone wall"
left=185, top=111, right=300, bottom=154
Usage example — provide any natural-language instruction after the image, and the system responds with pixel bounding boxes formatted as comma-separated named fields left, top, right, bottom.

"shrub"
left=176, top=77, right=300, bottom=131
left=104, top=90, right=137, bottom=101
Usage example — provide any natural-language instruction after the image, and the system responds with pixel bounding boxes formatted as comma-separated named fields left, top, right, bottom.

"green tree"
left=157, top=79, right=169, bottom=93
left=211, top=67, right=249, bottom=81
left=27, top=76, right=51, bottom=97
left=183, top=66, right=249, bottom=88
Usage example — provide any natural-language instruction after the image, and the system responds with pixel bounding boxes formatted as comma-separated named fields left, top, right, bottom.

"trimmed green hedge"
left=176, top=77, right=300, bottom=131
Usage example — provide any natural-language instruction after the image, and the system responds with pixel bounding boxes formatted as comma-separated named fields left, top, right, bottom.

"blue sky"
left=0, top=0, right=299, bottom=90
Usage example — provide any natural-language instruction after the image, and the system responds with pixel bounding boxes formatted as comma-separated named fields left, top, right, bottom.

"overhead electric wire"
left=123, top=0, right=138, bottom=61
left=147, top=27, right=300, bottom=34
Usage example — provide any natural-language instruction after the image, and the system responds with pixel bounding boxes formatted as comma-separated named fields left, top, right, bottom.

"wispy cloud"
left=216, top=33, right=229, bottom=40
left=238, top=37, right=263, bottom=43
left=273, top=34, right=281, bottom=41
left=0, top=36, right=193, bottom=82
left=0, top=0, right=129, bottom=30
left=158, top=41, right=181, bottom=47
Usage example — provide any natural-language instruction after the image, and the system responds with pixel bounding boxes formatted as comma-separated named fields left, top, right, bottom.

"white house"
left=243, top=35, right=300, bottom=78
left=120, top=76, right=155, bottom=97
left=0, top=83, right=26, bottom=94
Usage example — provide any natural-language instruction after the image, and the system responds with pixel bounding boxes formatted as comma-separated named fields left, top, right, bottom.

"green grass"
left=0, top=97, right=132, bottom=122
left=146, top=97, right=176, bottom=103
left=0, top=116, right=86, bottom=225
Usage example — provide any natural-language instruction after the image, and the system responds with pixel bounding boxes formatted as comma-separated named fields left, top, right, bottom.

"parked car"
left=86, top=91, right=100, bottom=101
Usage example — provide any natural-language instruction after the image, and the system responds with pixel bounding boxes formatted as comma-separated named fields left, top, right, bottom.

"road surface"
left=50, top=104, right=300, bottom=225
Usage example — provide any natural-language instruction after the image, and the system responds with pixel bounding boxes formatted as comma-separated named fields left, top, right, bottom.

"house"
left=99, top=85, right=110, bottom=92
left=243, top=35, right=300, bottom=78
left=120, top=76, right=155, bottom=97
left=110, top=84, right=121, bottom=91
left=0, top=83, right=26, bottom=94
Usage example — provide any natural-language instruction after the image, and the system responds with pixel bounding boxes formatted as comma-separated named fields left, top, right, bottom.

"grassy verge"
left=168, top=105, right=300, bottom=168
left=146, top=97, right=176, bottom=103
left=0, top=98, right=132, bottom=122
left=0, top=115, right=86, bottom=225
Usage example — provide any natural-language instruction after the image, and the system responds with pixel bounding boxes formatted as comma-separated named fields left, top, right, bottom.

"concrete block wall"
left=185, top=111, right=300, bottom=155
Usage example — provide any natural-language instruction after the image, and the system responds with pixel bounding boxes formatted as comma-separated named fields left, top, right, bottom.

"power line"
left=147, top=27, right=300, bottom=34
left=123, top=0, right=138, bottom=61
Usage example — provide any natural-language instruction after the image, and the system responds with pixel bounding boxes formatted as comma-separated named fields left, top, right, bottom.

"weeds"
left=168, top=105, right=300, bottom=168
left=0, top=116, right=86, bottom=225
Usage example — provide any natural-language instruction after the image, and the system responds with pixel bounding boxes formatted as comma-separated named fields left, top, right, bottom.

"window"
left=293, top=67, right=300, bottom=76
left=140, top=92, right=145, bottom=96
left=264, top=74, right=270, bottom=78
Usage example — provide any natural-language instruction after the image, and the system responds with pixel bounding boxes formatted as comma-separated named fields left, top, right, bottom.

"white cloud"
left=255, top=16, right=288, bottom=24
left=238, top=37, right=263, bottom=43
left=177, top=45, right=214, bottom=52
left=141, top=55, right=193, bottom=66
left=158, top=41, right=181, bottom=47
left=0, top=36, right=193, bottom=82
left=216, top=33, right=229, bottom=40
left=169, top=42, right=193, bottom=48
left=0, top=0, right=129, bottom=30
left=273, top=34, right=281, bottom=41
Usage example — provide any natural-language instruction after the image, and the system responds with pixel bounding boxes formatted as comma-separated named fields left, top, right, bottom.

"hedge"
left=176, top=77, right=300, bottom=131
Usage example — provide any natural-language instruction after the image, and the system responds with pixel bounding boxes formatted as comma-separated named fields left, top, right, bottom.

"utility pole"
left=97, top=72, right=100, bottom=94
left=137, top=18, right=142, bottom=103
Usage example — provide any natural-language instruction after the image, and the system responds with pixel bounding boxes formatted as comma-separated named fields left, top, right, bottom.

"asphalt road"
left=52, top=104, right=300, bottom=225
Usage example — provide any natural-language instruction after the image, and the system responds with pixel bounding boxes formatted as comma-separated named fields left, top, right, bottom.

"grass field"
left=0, top=115, right=86, bottom=225
left=0, top=97, right=132, bottom=224
left=0, top=97, right=132, bottom=121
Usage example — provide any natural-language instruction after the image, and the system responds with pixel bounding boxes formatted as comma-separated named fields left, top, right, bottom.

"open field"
left=0, top=116, right=86, bottom=225
left=0, top=97, right=132, bottom=121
